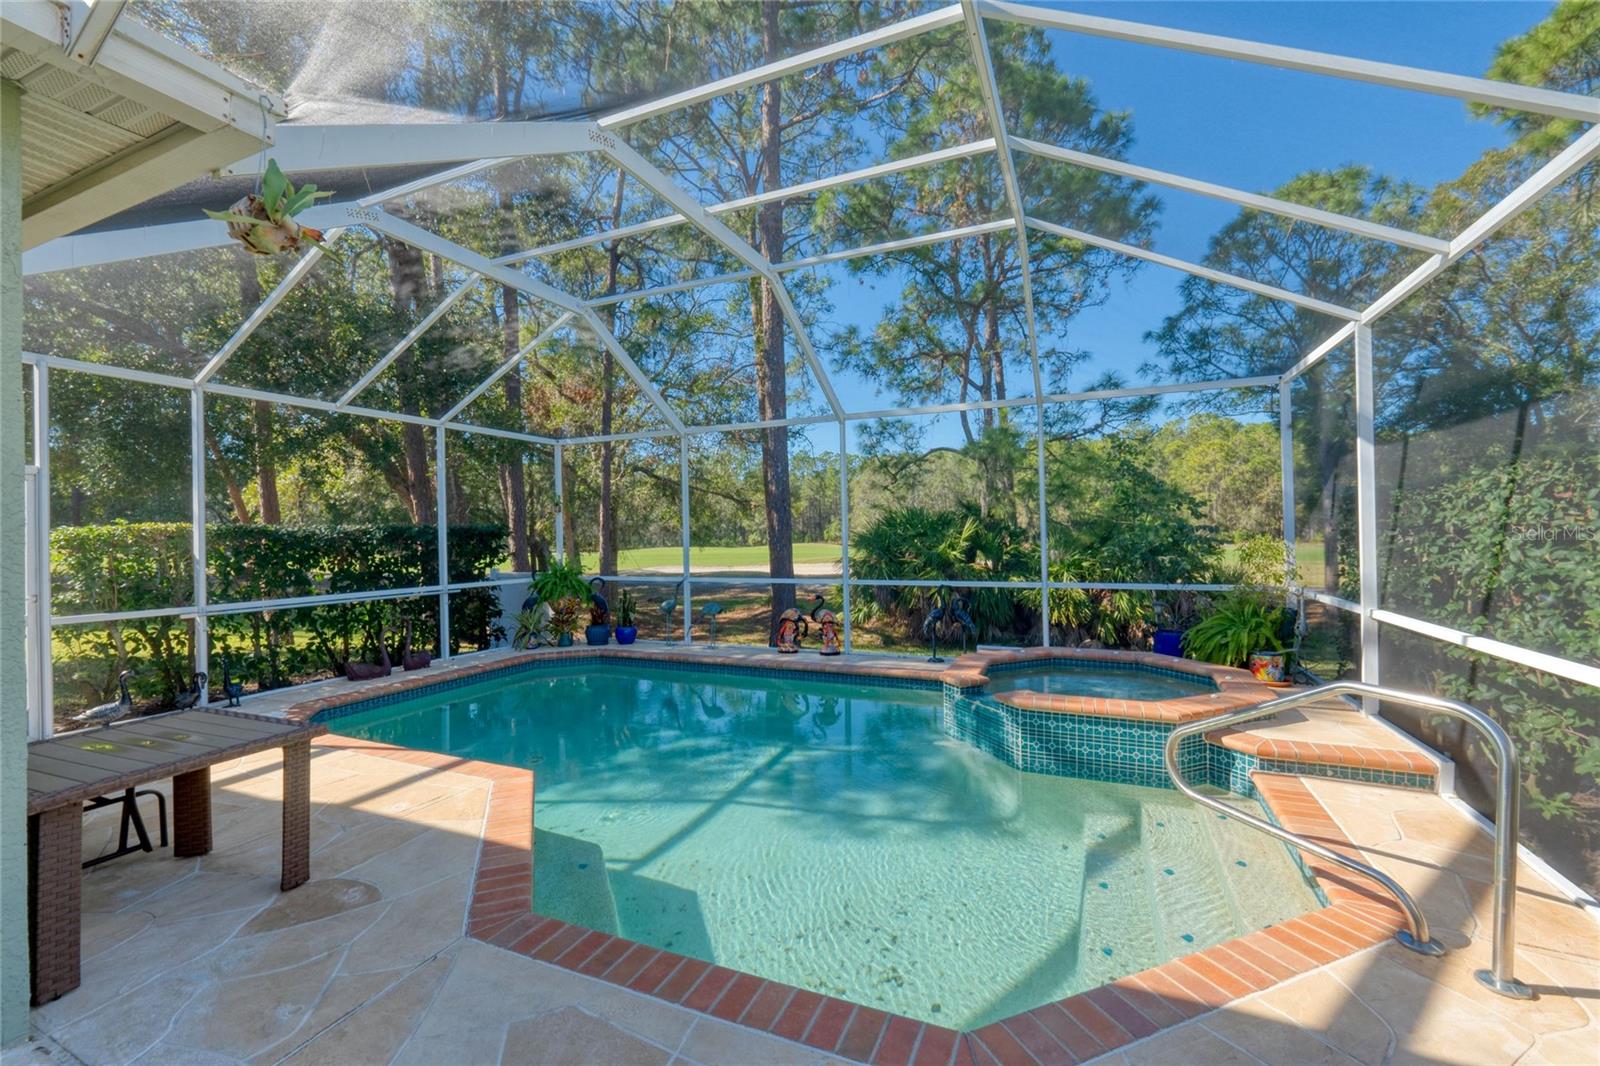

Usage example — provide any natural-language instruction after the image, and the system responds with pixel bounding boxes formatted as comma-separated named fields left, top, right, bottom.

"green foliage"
left=1182, top=592, right=1285, bottom=668
left=850, top=503, right=1037, bottom=641
left=532, top=559, right=589, bottom=605
left=614, top=588, right=637, bottom=628
left=547, top=597, right=583, bottom=639
left=511, top=608, right=548, bottom=651
left=50, top=522, right=506, bottom=720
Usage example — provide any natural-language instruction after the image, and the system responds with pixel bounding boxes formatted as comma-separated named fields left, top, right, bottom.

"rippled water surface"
left=331, top=663, right=1315, bottom=1027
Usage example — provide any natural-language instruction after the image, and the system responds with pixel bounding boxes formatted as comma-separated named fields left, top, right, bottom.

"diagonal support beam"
left=344, top=204, right=686, bottom=433
left=1010, top=136, right=1450, bottom=255
left=980, top=0, right=1600, bottom=123
left=597, top=4, right=965, bottom=129
left=1028, top=215, right=1362, bottom=320
left=960, top=1, right=1044, bottom=399
left=440, top=312, right=574, bottom=423
left=337, top=279, right=476, bottom=407
left=596, top=133, right=844, bottom=417
left=195, top=231, right=345, bottom=384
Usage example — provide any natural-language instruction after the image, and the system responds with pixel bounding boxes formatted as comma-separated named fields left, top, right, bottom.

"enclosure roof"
left=18, top=0, right=1600, bottom=442
left=4, top=0, right=280, bottom=249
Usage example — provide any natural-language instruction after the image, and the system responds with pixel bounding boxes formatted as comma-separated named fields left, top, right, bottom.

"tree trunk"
left=1314, top=375, right=1340, bottom=592
left=203, top=426, right=252, bottom=523
left=758, top=1, right=796, bottom=625
left=383, top=239, right=437, bottom=524
left=597, top=171, right=628, bottom=576
left=253, top=401, right=281, bottom=524
left=235, top=261, right=282, bottom=524
left=495, top=188, right=531, bottom=571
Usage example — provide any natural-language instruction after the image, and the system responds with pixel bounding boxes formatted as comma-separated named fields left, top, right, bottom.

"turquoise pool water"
left=986, top=663, right=1216, bottom=701
left=329, top=663, right=1317, bottom=1028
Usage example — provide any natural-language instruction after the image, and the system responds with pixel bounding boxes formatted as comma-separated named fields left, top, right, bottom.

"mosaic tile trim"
left=940, top=690, right=1435, bottom=796
left=981, top=656, right=1220, bottom=690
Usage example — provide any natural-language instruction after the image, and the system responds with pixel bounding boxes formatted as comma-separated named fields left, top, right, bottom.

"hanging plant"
left=204, top=159, right=334, bottom=257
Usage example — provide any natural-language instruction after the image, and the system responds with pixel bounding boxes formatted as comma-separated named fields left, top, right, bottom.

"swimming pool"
left=327, top=662, right=1317, bottom=1028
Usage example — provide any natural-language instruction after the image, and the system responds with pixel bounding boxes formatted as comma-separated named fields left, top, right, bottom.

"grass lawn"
left=579, top=541, right=840, bottom=573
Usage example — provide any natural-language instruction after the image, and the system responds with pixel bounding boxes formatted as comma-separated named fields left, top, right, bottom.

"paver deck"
left=6, top=646, right=1595, bottom=1065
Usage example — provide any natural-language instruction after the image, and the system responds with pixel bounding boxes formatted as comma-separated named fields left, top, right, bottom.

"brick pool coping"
left=315, top=731, right=1408, bottom=1065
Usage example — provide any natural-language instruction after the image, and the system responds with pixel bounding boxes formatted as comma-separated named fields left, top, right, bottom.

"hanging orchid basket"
left=204, top=159, right=335, bottom=257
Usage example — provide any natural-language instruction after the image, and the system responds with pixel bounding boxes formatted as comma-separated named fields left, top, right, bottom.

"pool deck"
left=10, top=645, right=1598, bottom=1065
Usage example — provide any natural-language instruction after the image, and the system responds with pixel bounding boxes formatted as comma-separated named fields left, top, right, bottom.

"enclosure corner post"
left=552, top=441, right=565, bottom=562
left=838, top=418, right=852, bottom=654
left=0, top=75, right=32, bottom=1048
left=189, top=387, right=210, bottom=703
left=436, top=428, right=450, bottom=659
left=1036, top=402, right=1050, bottom=648
left=1279, top=377, right=1297, bottom=598
left=29, top=361, right=51, bottom=739
left=1354, top=323, right=1380, bottom=712
left=679, top=433, right=691, bottom=643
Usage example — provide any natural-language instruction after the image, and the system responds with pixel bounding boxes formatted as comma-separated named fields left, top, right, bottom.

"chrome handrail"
left=1163, top=680, right=1532, bottom=1000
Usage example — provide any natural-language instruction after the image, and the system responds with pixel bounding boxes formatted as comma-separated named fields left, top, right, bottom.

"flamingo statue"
left=809, top=593, right=841, bottom=656
left=699, top=600, right=724, bottom=645
left=659, top=580, right=684, bottom=645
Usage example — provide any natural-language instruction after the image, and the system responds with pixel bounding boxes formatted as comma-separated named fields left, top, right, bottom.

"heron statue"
left=699, top=600, right=724, bottom=645
left=659, top=580, right=684, bottom=645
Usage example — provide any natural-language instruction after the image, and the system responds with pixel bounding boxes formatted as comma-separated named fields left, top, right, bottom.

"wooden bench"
left=26, top=709, right=327, bottom=1005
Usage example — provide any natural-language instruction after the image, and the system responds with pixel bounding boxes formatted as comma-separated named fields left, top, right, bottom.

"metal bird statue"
left=659, top=580, right=684, bottom=646
left=948, top=592, right=977, bottom=653
left=344, top=626, right=393, bottom=681
left=699, top=601, right=724, bottom=645
left=75, top=670, right=134, bottom=728
left=588, top=577, right=610, bottom=620
left=922, top=586, right=953, bottom=663
left=220, top=653, right=245, bottom=707
left=173, top=671, right=208, bottom=710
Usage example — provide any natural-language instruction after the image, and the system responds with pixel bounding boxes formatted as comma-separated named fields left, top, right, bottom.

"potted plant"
left=1181, top=589, right=1285, bottom=670
left=614, top=589, right=638, bottom=645
left=511, top=607, right=548, bottom=650
left=547, top=596, right=582, bottom=648
left=585, top=595, right=611, bottom=646
left=531, top=559, right=589, bottom=607
left=204, top=160, right=335, bottom=257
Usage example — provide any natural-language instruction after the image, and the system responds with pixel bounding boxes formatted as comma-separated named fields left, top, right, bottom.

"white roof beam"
left=1027, top=215, right=1362, bottom=320
left=597, top=133, right=845, bottom=418
left=440, top=312, right=575, bottom=424
left=336, top=279, right=478, bottom=408
left=597, top=4, right=965, bottom=129
left=63, top=1, right=129, bottom=67
left=1010, top=136, right=1450, bottom=254
left=980, top=0, right=1600, bottom=123
left=194, top=232, right=345, bottom=384
left=217, top=121, right=596, bottom=177
left=960, top=0, right=1044, bottom=401
left=344, top=204, right=687, bottom=433
left=778, top=219, right=1013, bottom=272
left=1280, top=322, right=1357, bottom=383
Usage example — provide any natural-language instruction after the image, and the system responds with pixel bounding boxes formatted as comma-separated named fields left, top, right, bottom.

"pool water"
left=986, top=663, right=1216, bottom=701
left=330, top=664, right=1316, bottom=1028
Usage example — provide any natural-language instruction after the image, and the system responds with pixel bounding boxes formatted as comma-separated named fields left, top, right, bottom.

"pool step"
left=1141, top=802, right=1239, bottom=955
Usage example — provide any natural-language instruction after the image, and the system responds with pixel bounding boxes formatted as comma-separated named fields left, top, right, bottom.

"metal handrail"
left=1163, top=680, right=1533, bottom=1000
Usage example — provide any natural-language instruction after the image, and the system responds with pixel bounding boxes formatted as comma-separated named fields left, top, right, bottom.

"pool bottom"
left=329, top=663, right=1319, bottom=1029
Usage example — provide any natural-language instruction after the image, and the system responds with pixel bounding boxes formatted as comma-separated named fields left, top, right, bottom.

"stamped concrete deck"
left=8, top=647, right=1598, bottom=1065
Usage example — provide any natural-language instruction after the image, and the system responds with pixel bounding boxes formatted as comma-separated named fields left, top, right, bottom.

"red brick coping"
left=318, top=731, right=1408, bottom=1066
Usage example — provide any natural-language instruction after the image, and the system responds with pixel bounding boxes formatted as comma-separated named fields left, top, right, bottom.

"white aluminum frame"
left=17, top=0, right=1600, bottom=738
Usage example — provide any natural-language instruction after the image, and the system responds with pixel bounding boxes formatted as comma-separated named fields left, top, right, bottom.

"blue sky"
left=808, top=1, right=1550, bottom=449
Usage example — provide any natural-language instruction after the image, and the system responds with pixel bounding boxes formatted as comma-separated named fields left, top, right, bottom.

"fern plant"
left=532, top=559, right=589, bottom=605
left=1182, top=591, right=1285, bottom=667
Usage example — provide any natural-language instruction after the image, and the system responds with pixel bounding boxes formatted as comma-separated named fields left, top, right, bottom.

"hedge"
left=50, top=522, right=509, bottom=719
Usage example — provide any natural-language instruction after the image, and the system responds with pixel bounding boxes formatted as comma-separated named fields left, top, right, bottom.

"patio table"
left=26, top=709, right=327, bottom=1005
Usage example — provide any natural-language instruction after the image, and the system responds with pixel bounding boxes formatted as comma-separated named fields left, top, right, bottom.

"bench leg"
left=281, top=738, right=311, bottom=891
left=172, top=766, right=212, bottom=858
left=29, top=806, right=83, bottom=1004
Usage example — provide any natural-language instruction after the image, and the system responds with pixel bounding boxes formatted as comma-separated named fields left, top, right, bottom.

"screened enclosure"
left=17, top=1, right=1600, bottom=892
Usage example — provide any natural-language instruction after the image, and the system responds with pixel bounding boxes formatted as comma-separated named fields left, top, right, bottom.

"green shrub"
left=1182, top=591, right=1284, bottom=667
left=50, top=521, right=507, bottom=720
